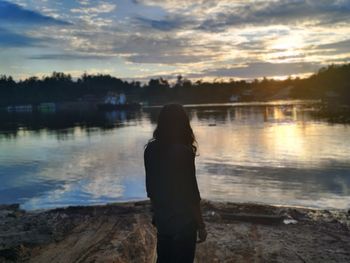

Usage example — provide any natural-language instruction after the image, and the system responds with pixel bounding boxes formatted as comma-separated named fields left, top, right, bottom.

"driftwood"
left=219, top=212, right=284, bottom=225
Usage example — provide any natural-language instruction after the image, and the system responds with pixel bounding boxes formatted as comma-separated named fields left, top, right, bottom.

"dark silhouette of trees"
left=0, top=63, right=350, bottom=107
left=290, top=64, right=350, bottom=103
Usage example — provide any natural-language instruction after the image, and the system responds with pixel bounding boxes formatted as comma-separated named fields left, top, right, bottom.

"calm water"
left=1, top=101, right=350, bottom=210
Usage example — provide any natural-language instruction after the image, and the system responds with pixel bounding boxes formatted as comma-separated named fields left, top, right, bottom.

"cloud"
left=315, top=39, right=350, bottom=55
left=28, top=53, right=113, bottom=60
left=191, top=62, right=322, bottom=79
left=197, top=0, right=350, bottom=31
left=135, top=16, right=190, bottom=31
left=0, top=0, right=71, bottom=25
left=132, top=61, right=323, bottom=81
left=0, top=27, right=38, bottom=47
left=110, top=34, right=221, bottom=64
left=126, top=53, right=214, bottom=64
left=89, top=34, right=189, bottom=56
left=1, top=0, right=350, bottom=80
left=70, top=3, right=117, bottom=14
left=134, top=0, right=230, bottom=12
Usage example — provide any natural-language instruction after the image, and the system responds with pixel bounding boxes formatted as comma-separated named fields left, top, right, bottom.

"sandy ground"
left=0, top=200, right=349, bottom=263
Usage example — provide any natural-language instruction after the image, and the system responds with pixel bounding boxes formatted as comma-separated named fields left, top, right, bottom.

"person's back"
left=145, top=140, right=201, bottom=235
left=144, top=104, right=207, bottom=263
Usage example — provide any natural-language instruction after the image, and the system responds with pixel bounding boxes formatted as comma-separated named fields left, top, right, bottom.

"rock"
left=283, top=218, right=298, bottom=225
left=289, top=208, right=308, bottom=220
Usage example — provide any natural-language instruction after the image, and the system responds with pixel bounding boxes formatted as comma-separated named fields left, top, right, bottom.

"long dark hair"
left=148, top=104, right=197, bottom=155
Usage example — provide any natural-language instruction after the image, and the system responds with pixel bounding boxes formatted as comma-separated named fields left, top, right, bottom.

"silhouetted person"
left=144, top=104, right=207, bottom=263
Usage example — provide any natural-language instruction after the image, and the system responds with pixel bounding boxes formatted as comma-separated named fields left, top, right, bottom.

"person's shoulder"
left=144, top=140, right=157, bottom=155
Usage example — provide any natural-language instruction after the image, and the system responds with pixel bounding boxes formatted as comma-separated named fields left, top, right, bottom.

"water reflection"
left=0, top=109, right=143, bottom=139
left=198, top=162, right=350, bottom=208
left=0, top=102, right=350, bottom=210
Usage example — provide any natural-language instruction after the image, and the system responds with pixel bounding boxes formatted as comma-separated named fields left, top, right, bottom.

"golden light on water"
left=193, top=106, right=350, bottom=168
left=265, top=123, right=306, bottom=162
left=189, top=106, right=350, bottom=208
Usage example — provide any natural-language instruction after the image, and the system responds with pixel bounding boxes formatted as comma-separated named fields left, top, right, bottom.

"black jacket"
left=144, top=141, right=201, bottom=235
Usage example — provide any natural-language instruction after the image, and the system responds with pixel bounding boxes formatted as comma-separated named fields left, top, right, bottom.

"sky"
left=0, top=0, right=350, bottom=81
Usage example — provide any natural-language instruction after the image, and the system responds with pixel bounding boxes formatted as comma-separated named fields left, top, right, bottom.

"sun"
left=265, top=33, right=305, bottom=63
left=270, top=34, right=304, bottom=50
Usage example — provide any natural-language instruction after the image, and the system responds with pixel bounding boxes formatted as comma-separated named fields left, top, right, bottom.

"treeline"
left=0, top=72, right=141, bottom=106
left=290, top=64, right=350, bottom=102
left=1, top=63, right=350, bottom=106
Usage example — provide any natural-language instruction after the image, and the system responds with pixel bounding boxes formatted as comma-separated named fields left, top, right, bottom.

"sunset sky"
left=1, top=0, right=350, bottom=81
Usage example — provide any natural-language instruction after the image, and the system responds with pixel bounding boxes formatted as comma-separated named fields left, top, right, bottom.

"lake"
left=1, top=100, right=350, bottom=210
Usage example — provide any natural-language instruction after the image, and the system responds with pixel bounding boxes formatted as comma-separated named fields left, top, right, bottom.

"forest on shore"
left=0, top=63, right=349, bottom=106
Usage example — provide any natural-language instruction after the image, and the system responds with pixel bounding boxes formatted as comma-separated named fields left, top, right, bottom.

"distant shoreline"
left=1, top=98, right=323, bottom=111
left=1, top=63, right=350, bottom=108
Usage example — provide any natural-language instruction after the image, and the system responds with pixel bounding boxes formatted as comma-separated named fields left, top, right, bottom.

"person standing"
left=144, top=104, right=207, bottom=263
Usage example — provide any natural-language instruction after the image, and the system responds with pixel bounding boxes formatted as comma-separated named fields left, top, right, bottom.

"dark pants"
left=156, top=226, right=197, bottom=263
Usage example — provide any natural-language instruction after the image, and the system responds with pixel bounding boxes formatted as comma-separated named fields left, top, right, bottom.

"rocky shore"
left=1, top=200, right=349, bottom=263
